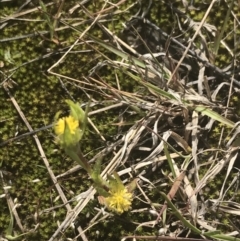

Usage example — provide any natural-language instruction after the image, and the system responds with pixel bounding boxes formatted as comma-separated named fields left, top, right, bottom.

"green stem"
left=213, top=0, right=234, bottom=57
left=64, top=144, right=92, bottom=174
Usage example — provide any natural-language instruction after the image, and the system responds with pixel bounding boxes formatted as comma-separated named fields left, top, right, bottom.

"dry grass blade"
left=209, top=200, right=240, bottom=215
left=121, top=236, right=214, bottom=241
left=2, top=0, right=240, bottom=239
left=0, top=171, right=24, bottom=234
left=169, top=0, right=218, bottom=83
left=156, top=171, right=186, bottom=222
left=82, top=35, right=235, bottom=127
left=194, top=147, right=238, bottom=195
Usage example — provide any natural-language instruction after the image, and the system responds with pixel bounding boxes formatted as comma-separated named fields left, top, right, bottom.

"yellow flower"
left=55, top=116, right=79, bottom=135
left=54, top=118, right=65, bottom=135
left=105, top=187, right=133, bottom=214
left=54, top=115, right=81, bottom=146
left=66, top=116, right=79, bottom=134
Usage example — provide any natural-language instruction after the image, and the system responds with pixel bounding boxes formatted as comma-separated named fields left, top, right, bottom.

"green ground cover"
left=1, top=0, right=240, bottom=240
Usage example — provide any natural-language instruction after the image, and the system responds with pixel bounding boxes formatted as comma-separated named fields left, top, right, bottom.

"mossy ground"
left=1, top=1, right=240, bottom=240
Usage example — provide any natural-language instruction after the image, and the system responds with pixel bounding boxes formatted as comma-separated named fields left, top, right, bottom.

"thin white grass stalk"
left=168, top=0, right=218, bottom=83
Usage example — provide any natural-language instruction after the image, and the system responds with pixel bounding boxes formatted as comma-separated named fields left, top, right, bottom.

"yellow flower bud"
left=54, top=118, right=65, bottom=135
left=54, top=116, right=81, bottom=146
left=55, top=116, right=79, bottom=135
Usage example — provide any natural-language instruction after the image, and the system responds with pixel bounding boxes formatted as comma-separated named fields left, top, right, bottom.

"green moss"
left=1, top=0, right=240, bottom=239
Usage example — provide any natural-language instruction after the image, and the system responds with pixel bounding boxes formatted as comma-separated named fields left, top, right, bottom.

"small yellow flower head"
left=54, top=100, right=89, bottom=147
left=55, top=118, right=66, bottom=135
left=67, top=117, right=79, bottom=134
left=105, top=187, right=133, bottom=214
left=55, top=116, right=79, bottom=135
left=54, top=115, right=81, bottom=146
left=55, top=116, right=78, bottom=135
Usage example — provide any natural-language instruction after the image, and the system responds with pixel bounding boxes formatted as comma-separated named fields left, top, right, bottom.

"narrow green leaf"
left=160, top=191, right=240, bottom=241
left=193, top=105, right=234, bottom=128
left=164, top=143, right=176, bottom=178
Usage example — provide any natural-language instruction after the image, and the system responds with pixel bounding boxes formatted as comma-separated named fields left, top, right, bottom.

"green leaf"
left=193, top=105, right=234, bottom=128
left=159, top=191, right=240, bottom=241
left=65, top=100, right=85, bottom=123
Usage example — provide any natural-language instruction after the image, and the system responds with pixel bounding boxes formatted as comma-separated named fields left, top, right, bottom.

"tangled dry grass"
left=1, top=0, right=240, bottom=240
